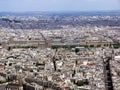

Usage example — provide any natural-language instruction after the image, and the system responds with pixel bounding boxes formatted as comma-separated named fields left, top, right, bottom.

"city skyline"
left=0, top=0, right=120, bottom=12
left=0, top=1, right=120, bottom=90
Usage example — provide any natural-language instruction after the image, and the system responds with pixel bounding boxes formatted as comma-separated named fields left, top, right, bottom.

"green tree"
left=75, top=48, right=79, bottom=54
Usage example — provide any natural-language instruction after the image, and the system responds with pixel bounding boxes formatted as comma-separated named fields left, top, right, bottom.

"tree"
left=9, top=63, right=12, bottom=66
left=7, top=47, right=12, bottom=51
left=75, top=48, right=79, bottom=54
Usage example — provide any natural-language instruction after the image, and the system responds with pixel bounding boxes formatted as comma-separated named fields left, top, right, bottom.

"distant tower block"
left=9, top=37, right=14, bottom=43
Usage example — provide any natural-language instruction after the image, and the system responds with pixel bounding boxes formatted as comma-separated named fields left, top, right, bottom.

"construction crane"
left=38, top=31, right=50, bottom=48
left=49, top=49, right=60, bottom=71
left=52, top=49, right=58, bottom=71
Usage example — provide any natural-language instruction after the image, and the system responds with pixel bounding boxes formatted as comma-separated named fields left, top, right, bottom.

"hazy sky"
left=0, top=0, right=120, bottom=12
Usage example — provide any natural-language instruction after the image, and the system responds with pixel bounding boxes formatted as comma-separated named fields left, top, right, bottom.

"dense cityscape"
left=0, top=12, right=120, bottom=90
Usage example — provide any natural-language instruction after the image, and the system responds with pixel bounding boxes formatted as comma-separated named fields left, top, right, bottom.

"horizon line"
left=0, top=10, right=120, bottom=13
